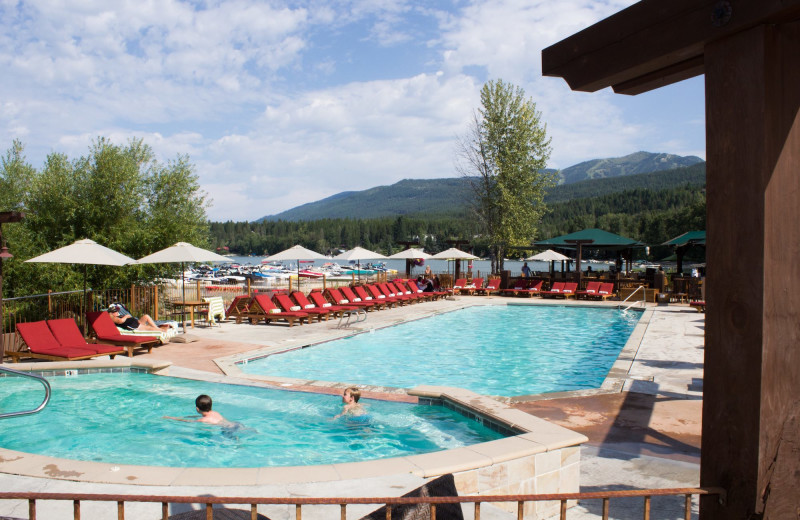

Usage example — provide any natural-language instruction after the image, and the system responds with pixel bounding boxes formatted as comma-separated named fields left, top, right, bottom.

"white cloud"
left=0, top=0, right=705, bottom=222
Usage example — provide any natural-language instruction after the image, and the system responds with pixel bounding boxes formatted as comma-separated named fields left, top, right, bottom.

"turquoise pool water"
left=0, top=372, right=505, bottom=468
left=240, top=305, right=640, bottom=396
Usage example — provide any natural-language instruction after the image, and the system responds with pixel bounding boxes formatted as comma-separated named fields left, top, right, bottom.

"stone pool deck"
left=0, top=296, right=704, bottom=519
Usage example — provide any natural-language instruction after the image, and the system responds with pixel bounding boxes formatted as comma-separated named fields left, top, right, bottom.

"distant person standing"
left=521, top=262, right=532, bottom=277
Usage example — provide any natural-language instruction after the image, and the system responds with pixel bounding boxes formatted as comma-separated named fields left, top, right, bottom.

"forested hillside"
left=211, top=163, right=706, bottom=260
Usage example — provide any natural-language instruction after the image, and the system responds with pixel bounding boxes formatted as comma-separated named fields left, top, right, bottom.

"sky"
left=0, top=0, right=706, bottom=222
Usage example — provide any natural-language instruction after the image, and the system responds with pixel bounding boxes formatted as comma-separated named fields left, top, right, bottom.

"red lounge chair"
left=389, top=281, right=422, bottom=302
left=225, top=295, right=253, bottom=324
left=8, top=320, right=120, bottom=362
left=365, top=284, right=402, bottom=306
left=327, top=287, right=376, bottom=311
left=308, top=291, right=363, bottom=318
left=397, top=280, right=435, bottom=301
left=576, top=281, right=602, bottom=299
left=274, top=293, right=327, bottom=322
left=352, top=285, right=388, bottom=310
left=561, top=282, right=578, bottom=298
left=47, top=319, right=126, bottom=357
left=378, top=283, right=413, bottom=304
left=291, top=291, right=335, bottom=318
left=461, top=277, right=484, bottom=296
left=246, top=294, right=308, bottom=326
left=502, top=279, right=528, bottom=297
left=452, top=278, right=468, bottom=295
left=594, top=283, right=616, bottom=300
left=690, top=300, right=706, bottom=312
left=540, top=281, right=566, bottom=298
left=86, top=311, right=160, bottom=356
left=475, top=278, right=501, bottom=296
left=341, top=286, right=384, bottom=310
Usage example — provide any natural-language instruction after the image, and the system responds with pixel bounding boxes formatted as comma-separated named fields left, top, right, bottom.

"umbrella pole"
left=82, top=265, right=87, bottom=335
left=181, top=261, right=186, bottom=334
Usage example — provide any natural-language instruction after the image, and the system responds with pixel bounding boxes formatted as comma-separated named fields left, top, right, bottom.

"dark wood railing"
left=0, top=487, right=725, bottom=519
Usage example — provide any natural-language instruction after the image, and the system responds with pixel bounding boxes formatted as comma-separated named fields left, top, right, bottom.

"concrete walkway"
left=0, top=298, right=705, bottom=519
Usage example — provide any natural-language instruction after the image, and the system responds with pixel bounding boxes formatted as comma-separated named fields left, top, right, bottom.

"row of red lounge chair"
left=8, top=312, right=162, bottom=363
left=226, top=280, right=449, bottom=327
left=452, top=278, right=617, bottom=300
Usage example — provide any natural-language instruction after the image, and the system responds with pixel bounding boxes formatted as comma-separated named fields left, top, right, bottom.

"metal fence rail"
left=0, top=487, right=725, bottom=520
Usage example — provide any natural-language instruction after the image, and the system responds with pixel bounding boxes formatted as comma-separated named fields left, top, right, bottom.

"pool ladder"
left=0, top=366, right=51, bottom=419
left=619, top=285, right=647, bottom=311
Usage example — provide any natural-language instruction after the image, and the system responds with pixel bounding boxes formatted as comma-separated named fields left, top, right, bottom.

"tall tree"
left=457, top=79, right=555, bottom=273
left=1, top=138, right=210, bottom=296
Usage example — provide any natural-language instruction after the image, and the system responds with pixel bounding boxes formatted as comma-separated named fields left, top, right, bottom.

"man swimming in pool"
left=107, top=303, right=169, bottom=332
left=333, top=387, right=366, bottom=419
left=165, top=394, right=230, bottom=425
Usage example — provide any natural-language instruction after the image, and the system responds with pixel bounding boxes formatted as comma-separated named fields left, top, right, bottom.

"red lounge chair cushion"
left=47, top=318, right=124, bottom=355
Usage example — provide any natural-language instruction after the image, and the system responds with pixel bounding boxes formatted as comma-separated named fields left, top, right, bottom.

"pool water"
left=0, top=372, right=505, bottom=468
left=241, top=305, right=640, bottom=396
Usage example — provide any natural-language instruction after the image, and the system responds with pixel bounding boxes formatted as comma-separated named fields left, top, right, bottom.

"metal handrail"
left=0, top=366, right=51, bottom=419
left=619, top=285, right=647, bottom=311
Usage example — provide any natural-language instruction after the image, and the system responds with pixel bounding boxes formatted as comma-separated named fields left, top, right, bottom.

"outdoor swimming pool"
left=0, top=371, right=506, bottom=468
left=240, top=305, right=641, bottom=396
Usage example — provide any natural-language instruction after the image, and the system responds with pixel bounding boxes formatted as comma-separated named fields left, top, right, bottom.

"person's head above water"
left=196, top=394, right=213, bottom=412
left=343, top=387, right=360, bottom=403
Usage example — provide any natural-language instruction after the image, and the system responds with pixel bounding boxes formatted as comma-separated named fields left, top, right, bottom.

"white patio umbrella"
left=265, top=245, right=328, bottom=289
left=25, top=239, right=135, bottom=332
left=526, top=249, right=571, bottom=275
left=388, top=248, right=431, bottom=277
left=430, top=248, right=478, bottom=283
left=525, top=249, right=570, bottom=262
left=430, top=248, right=478, bottom=261
left=333, top=247, right=387, bottom=281
left=135, top=242, right=231, bottom=333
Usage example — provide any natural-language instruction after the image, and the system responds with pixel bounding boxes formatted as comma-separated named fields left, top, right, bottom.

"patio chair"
left=86, top=311, right=161, bottom=356
left=576, top=281, right=602, bottom=299
left=595, top=282, right=616, bottom=300
left=375, top=282, right=412, bottom=304
left=388, top=281, right=422, bottom=302
left=475, top=278, right=501, bottom=296
left=290, top=291, right=335, bottom=318
left=365, top=284, right=402, bottom=307
left=226, top=295, right=253, bottom=324
left=326, top=287, right=376, bottom=311
left=452, top=278, right=467, bottom=295
left=396, top=279, right=435, bottom=301
left=199, top=296, right=226, bottom=326
left=461, top=277, right=484, bottom=296
left=540, top=281, right=566, bottom=298
left=274, top=293, right=327, bottom=322
left=245, top=294, right=309, bottom=327
left=308, top=290, right=365, bottom=318
left=690, top=300, right=706, bottom=312
left=341, top=286, right=385, bottom=310
left=7, top=320, right=121, bottom=362
left=46, top=318, right=127, bottom=358
left=352, top=285, right=388, bottom=310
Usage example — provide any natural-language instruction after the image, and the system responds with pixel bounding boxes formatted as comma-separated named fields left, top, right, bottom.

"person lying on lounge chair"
left=107, top=303, right=169, bottom=332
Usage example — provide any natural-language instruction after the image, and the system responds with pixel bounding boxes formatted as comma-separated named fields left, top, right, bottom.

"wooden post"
left=700, top=21, right=800, bottom=519
left=153, top=285, right=159, bottom=320
left=246, top=278, right=251, bottom=296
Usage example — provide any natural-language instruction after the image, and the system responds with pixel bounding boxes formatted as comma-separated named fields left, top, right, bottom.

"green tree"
left=456, top=79, right=555, bottom=273
left=1, top=138, right=210, bottom=296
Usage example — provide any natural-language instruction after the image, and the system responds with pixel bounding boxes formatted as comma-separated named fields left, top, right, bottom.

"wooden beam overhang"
left=541, top=0, right=800, bottom=95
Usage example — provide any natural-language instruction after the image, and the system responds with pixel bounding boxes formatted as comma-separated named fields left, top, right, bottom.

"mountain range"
left=260, top=151, right=704, bottom=222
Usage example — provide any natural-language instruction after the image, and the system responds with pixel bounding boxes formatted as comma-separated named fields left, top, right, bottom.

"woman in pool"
left=107, top=303, right=169, bottom=332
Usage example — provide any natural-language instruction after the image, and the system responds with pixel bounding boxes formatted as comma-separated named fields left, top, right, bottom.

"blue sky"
left=0, top=0, right=705, bottom=222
